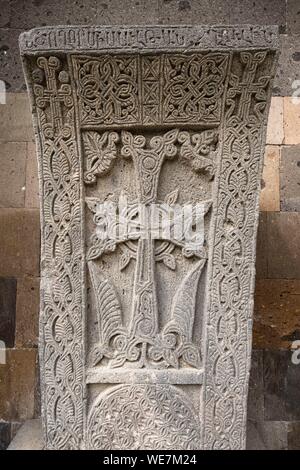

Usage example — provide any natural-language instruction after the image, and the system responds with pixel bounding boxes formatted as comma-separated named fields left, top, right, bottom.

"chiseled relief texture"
left=20, top=25, right=278, bottom=450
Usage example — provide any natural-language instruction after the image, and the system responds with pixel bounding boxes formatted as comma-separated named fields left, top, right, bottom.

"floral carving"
left=82, top=131, right=119, bottom=184
left=87, top=385, right=200, bottom=450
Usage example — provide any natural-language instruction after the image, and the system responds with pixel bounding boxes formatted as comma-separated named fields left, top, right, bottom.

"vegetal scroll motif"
left=83, top=131, right=119, bottom=184
left=29, top=56, right=85, bottom=449
left=203, top=50, right=276, bottom=449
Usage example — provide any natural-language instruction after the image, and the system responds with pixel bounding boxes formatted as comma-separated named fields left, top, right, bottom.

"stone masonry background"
left=0, top=0, right=300, bottom=450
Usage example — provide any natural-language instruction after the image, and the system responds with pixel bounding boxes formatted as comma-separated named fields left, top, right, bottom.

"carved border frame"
left=20, top=25, right=278, bottom=450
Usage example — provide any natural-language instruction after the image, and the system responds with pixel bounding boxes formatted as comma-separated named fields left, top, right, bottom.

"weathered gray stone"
left=0, top=142, right=26, bottom=208
left=246, top=420, right=288, bottom=450
left=264, top=350, right=300, bottom=421
left=255, top=213, right=268, bottom=278
left=9, top=0, right=98, bottom=28
left=93, top=0, right=160, bottom=25
left=286, top=360, right=300, bottom=420
left=7, top=419, right=43, bottom=450
left=0, top=277, right=16, bottom=347
left=157, top=0, right=230, bottom=25
left=0, top=209, right=40, bottom=278
left=267, top=212, right=300, bottom=279
left=264, top=350, right=288, bottom=421
left=15, top=276, right=39, bottom=348
left=0, top=0, right=10, bottom=28
left=228, top=0, right=286, bottom=32
left=287, top=0, right=300, bottom=34
left=0, top=93, right=34, bottom=142
left=0, top=422, right=11, bottom=450
left=247, top=350, right=264, bottom=421
left=280, top=145, right=300, bottom=211
left=0, top=29, right=26, bottom=92
left=158, top=0, right=286, bottom=30
left=20, top=24, right=278, bottom=450
left=273, top=34, right=300, bottom=96
left=287, top=421, right=300, bottom=450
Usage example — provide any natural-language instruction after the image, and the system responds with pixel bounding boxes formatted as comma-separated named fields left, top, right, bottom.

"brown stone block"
left=0, top=142, right=26, bottom=208
left=267, top=212, right=300, bottom=279
left=264, top=350, right=300, bottom=421
left=284, top=97, right=300, bottom=145
left=288, top=422, right=300, bottom=450
left=246, top=420, right=288, bottom=450
left=260, top=145, right=280, bottom=212
left=247, top=350, right=264, bottom=421
left=255, top=212, right=268, bottom=279
left=0, top=93, right=34, bottom=142
left=264, top=350, right=288, bottom=421
left=15, top=276, right=40, bottom=348
left=280, top=145, right=300, bottom=211
left=253, top=279, right=300, bottom=349
left=0, top=276, right=17, bottom=348
left=0, top=209, right=40, bottom=278
left=266, top=97, right=284, bottom=145
left=25, top=142, right=40, bottom=209
left=0, top=348, right=37, bottom=421
left=0, top=421, right=11, bottom=450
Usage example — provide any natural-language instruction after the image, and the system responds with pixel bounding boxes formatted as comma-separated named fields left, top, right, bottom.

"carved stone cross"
left=20, top=25, right=278, bottom=450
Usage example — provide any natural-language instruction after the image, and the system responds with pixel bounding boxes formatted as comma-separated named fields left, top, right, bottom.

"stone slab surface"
left=0, top=421, right=11, bottom=450
left=247, top=350, right=264, bottom=422
left=0, top=209, right=40, bottom=278
left=274, top=34, right=300, bottom=96
left=0, top=142, right=26, bottom=208
left=0, top=349, right=37, bottom=421
left=264, top=350, right=300, bottom=421
left=260, top=145, right=280, bottom=212
left=0, top=276, right=16, bottom=347
left=15, top=276, right=39, bottom=348
left=284, top=97, right=300, bottom=145
left=0, top=93, right=34, bottom=141
left=7, top=418, right=43, bottom=450
left=253, top=280, right=300, bottom=350
left=20, top=24, right=278, bottom=450
left=246, top=420, right=288, bottom=450
left=287, top=0, right=300, bottom=34
left=255, top=213, right=268, bottom=278
left=267, top=212, right=300, bottom=279
left=280, top=145, right=300, bottom=211
left=25, top=142, right=40, bottom=209
left=266, top=97, right=284, bottom=145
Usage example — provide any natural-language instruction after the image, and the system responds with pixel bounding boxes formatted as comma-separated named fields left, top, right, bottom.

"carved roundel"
left=87, top=384, right=200, bottom=450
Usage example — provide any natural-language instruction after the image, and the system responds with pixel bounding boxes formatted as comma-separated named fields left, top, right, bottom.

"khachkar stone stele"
left=20, top=25, right=278, bottom=450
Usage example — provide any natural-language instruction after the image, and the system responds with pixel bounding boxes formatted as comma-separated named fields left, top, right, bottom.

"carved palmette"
left=21, top=25, right=278, bottom=450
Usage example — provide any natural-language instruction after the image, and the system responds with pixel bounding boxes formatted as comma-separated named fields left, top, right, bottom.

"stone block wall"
left=0, top=0, right=299, bottom=450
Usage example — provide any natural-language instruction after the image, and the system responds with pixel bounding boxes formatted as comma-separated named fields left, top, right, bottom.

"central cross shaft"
left=121, top=130, right=178, bottom=341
